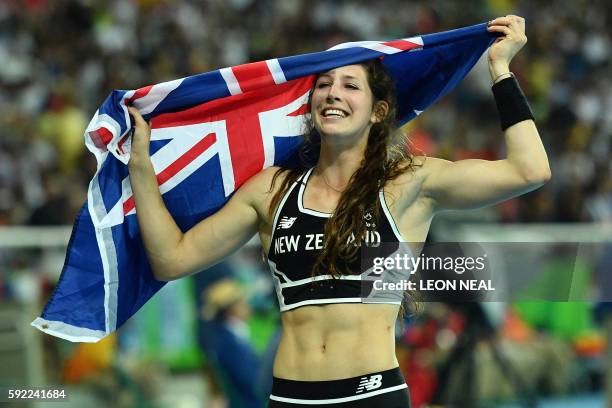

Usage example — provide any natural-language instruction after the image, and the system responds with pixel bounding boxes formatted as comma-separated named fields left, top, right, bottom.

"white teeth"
left=322, top=109, right=347, bottom=118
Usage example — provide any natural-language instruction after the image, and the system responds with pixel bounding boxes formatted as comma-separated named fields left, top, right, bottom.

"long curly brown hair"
left=268, top=58, right=419, bottom=279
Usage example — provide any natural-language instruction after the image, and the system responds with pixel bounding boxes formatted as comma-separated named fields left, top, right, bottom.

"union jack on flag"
left=32, top=22, right=497, bottom=342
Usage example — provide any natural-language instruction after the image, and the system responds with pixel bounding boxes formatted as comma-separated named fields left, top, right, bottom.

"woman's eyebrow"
left=317, top=73, right=361, bottom=81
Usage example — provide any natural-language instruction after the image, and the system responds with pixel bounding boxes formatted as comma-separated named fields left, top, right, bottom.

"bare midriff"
left=273, top=303, right=400, bottom=380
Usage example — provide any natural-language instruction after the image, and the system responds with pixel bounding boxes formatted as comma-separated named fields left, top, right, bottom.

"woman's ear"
left=371, top=101, right=390, bottom=123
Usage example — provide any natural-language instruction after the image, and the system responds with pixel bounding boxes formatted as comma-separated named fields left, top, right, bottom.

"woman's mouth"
left=321, top=108, right=349, bottom=119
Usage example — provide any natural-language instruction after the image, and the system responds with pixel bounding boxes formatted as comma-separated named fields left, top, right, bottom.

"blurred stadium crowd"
left=0, top=0, right=610, bottom=226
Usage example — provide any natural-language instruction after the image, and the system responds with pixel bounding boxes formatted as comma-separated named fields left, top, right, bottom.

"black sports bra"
left=266, top=168, right=413, bottom=312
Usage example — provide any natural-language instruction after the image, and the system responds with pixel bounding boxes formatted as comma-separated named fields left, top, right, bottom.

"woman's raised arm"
left=127, top=106, right=262, bottom=281
left=421, top=15, right=551, bottom=211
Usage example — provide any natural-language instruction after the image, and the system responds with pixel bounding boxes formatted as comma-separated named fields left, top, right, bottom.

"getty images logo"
left=356, top=374, right=383, bottom=394
left=277, top=216, right=297, bottom=230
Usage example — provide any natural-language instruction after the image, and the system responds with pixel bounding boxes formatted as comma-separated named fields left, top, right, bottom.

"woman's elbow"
left=148, top=249, right=189, bottom=281
left=150, top=262, right=184, bottom=282
left=524, top=165, right=552, bottom=186
left=152, top=268, right=176, bottom=282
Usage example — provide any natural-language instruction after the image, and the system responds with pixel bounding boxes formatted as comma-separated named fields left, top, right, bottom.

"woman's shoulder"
left=387, top=155, right=429, bottom=184
left=239, top=166, right=298, bottom=200
left=396, top=155, right=451, bottom=179
left=384, top=155, right=450, bottom=194
left=240, top=166, right=303, bottom=223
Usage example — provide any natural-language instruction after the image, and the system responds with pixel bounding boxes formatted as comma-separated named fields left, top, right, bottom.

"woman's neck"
left=315, top=136, right=367, bottom=187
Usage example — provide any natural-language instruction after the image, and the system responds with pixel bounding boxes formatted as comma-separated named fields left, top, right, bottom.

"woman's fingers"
left=127, top=106, right=152, bottom=163
left=487, top=15, right=527, bottom=44
left=489, top=16, right=525, bottom=35
left=488, top=17, right=511, bottom=27
left=128, top=106, right=148, bottom=128
left=486, top=15, right=527, bottom=65
left=489, top=15, right=524, bottom=27
left=487, top=25, right=513, bottom=36
left=127, top=106, right=152, bottom=141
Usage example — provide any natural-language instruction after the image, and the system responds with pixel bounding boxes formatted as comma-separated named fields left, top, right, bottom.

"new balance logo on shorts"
left=277, top=216, right=298, bottom=230
left=356, top=374, right=383, bottom=394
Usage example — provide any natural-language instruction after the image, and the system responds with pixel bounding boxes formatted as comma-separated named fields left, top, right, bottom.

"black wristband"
left=492, top=75, right=534, bottom=131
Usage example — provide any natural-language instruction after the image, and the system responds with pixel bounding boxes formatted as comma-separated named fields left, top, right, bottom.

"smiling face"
left=311, top=64, right=383, bottom=141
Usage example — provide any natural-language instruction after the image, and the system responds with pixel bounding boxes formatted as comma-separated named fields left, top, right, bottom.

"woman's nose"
left=325, top=83, right=341, bottom=102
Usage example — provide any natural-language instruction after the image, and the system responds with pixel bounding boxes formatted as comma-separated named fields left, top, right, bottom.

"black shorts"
left=268, top=366, right=411, bottom=408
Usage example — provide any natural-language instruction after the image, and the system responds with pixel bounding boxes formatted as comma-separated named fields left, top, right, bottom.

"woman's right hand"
left=127, top=106, right=152, bottom=167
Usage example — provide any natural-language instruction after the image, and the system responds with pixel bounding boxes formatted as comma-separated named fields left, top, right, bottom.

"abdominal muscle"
left=258, top=168, right=428, bottom=381
left=272, top=302, right=400, bottom=380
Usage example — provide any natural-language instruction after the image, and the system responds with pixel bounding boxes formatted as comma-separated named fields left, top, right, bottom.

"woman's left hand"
left=486, top=15, right=527, bottom=68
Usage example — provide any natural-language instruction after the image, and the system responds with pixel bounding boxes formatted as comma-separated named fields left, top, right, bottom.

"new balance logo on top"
left=277, top=216, right=298, bottom=230
left=356, top=374, right=383, bottom=394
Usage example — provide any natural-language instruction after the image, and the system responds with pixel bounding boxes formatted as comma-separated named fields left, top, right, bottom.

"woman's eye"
left=317, top=82, right=330, bottom=88
left=346, top=84, right=359, bottom=90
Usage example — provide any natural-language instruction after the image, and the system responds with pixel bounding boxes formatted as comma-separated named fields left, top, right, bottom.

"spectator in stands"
left=200, top=278, right=265, bottom=408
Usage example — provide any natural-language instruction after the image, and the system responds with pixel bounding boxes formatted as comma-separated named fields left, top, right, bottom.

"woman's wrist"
left=491, top=74, right=534, bottom=131
left=488, top=61, right=511, bottom=82
left=492, top=72, right=514, bottom=85
left=128, top=155, right=153, bottom=173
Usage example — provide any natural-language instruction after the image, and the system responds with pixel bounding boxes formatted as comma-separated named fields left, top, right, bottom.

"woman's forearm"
left=489, top=62, right=551, bottom=183
left=128, top=157, right=184, bottom=279
left=503, top=120, right=550, bottom=183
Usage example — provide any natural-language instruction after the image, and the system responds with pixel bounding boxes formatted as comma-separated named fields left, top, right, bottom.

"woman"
left=127, top=15, right=549, bottom=408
